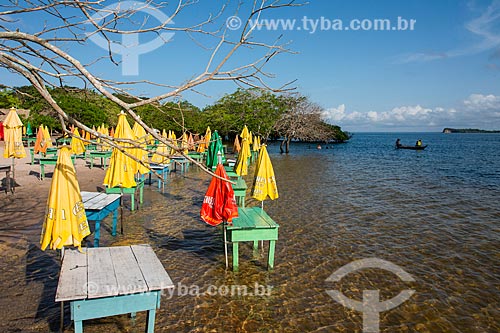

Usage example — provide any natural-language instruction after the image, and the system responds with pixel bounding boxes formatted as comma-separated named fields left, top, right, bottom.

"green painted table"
left=226, top=207, right=279, bottom=271
left=87, top=150, right=112, bottom=169
left=105, top=179, right=144, bottom=211
left=37, top=154, right=75, bottom=180
left=232, top=178, right=247, bottom=207
left=55, top=244, right=174, bottom=333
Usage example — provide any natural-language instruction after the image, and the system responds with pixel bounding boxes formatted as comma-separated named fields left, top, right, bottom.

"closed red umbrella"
left=200, top=163, right=238, bottom=268
left=200, top=164, right=238, bottom=226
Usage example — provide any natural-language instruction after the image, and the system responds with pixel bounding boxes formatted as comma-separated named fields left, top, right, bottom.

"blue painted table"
left=147, top=163, right=170, bottom=190
left=171, top=156, right=189, bottom=173
left=81, top=191, right=121, bottom=247
left=56, top=245, right=174, bottom=333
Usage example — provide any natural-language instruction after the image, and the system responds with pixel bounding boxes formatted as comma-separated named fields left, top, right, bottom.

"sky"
left=2, top=0, right=500, bottom=132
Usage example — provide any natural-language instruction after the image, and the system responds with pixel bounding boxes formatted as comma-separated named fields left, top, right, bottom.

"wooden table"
left=55, top=244, right=174, bottom=333
left=232, top=178, right=247, bottom=207
left=171, top=156, right=189, bottom=173
left=0, top=165, right=13, bottom=194
left=87, top=150, right=112, bottom=169
left=105, top=179, right=144, bottom=211
left=81, top=191, right=121, bottom=247
left=226, top=207, right=279, bottom=271
left=147, top=164, right=170, bottom=191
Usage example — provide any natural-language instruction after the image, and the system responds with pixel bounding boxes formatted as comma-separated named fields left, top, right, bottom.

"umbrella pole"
left=11, top=158, right=15, bottom=193
left=60, top=247, right=65, bottom=332
left=120, top=189, right=124, bottom=235
left=223, top=222, right=228, bottom=269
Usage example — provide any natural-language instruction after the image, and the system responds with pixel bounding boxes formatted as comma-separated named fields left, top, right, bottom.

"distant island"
left=443, top=128, right=500, bottom=133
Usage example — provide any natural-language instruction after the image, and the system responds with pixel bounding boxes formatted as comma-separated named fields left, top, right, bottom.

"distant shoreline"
left=442, top=128, right=500, bottom=133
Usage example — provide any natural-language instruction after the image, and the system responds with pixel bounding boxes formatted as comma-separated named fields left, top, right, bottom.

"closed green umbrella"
left=26, top=122, right=33, bottom=136
left=206, top=130, right=225, bottom=169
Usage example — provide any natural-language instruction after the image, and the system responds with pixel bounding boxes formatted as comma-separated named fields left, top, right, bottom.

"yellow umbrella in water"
left=251, top=144, right=278, bottom=202
left=103, top=112, right=137, bottom=189
left=131, top=120, right=150, bottom=175
left=151, top=130, right=170, bottom=164
left=234, top=131, right=250, bottom=177
left=70, top=128, right=86, bottom=155
left=40, top=146, right=90, bottom=251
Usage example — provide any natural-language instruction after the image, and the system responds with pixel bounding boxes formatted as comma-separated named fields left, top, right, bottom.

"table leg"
left=145, top=308, right=156, bottom=333
left=232, top=242, right=239, bottom=272
left=268, top=240, right=276, bottom=270
left=94, top=220, right=101, bottom=247
left=112, top=209, right=118, bottom=236
left=131, top=193, right=135, bottom=211
left=40, top=164, right=44, bottom=180
left=74, top=320, right=83, bottom=333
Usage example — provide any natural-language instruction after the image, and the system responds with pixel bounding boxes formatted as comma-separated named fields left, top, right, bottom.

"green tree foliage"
left=2, top=86, right=349, bottom=146
left=203, top=88, right=285, bottom=137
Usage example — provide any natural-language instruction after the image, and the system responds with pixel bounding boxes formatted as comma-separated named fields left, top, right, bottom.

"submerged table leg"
left=268, top=240, right=276, bottom=270
left=94, top=220, right=101, bottom=247
left=232, top=242, right=239, bottom=272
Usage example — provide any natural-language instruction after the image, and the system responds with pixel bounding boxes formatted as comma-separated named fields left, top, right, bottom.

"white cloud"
left=463, top=93, right=500, bottom=110
left=323, top=93, right=500, bottom=131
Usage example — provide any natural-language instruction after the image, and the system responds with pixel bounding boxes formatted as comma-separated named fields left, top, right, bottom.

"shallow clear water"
left=0, top=132, right=499, bottom=332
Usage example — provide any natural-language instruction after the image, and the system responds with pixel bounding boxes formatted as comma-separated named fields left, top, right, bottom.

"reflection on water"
left=0, top=133, right=499, bottom=332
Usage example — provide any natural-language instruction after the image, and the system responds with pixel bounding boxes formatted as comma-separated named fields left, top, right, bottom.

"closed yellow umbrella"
left=40, top=146, right=90, bottom=251
left=181, top=132, right=189, bottom=154
left=151, top=135, right=170, bottom=164
left=196, top=135, right=206, bottom=153
left=169, top=131, right=178, bottom=155
left=70, top=128, right=86, bottom=155
left=251, top=145, right=278, bottom=202
left=3, top=107, right=26, bottom=159
left=103, top=112, right=137, bottom=189
left=234, top=135, right=250, bottom=176
left=132, top=120, right=150, bottom=175
left=43, top=125, right=53, bottom=148
left=204, top=127, right=212, bottom=148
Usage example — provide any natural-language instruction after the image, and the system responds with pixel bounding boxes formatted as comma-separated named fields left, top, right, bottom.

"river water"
left=0, top=132, right=499, bottom=332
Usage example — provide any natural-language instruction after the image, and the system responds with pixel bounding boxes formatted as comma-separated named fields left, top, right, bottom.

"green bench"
left=226, top=207, right=279, bottom=271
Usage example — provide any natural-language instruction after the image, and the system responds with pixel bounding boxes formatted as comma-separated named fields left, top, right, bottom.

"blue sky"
left=2, top=0, right=500, bottom=132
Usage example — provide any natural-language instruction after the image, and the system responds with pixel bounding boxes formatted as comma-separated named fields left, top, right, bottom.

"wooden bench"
left=105, top=179, right=144, bottom=211
left=81, top=191, right=121, bottom=247
left=232, top=178, right=247, bottom=207
left=226, top=207, right=279, bottom=271
left=56, top=244, right=174, bottom=333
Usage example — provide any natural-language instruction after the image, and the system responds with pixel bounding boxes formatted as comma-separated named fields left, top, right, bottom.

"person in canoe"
left=395, top=138, right=402, bottom=148
left=416, top=139, right=422, bottom=147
